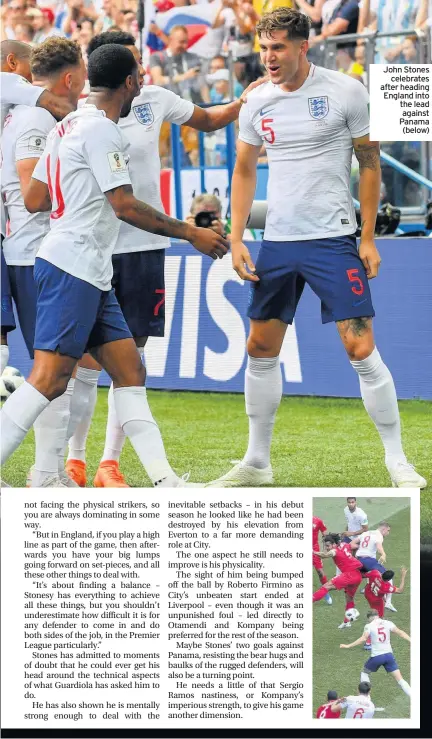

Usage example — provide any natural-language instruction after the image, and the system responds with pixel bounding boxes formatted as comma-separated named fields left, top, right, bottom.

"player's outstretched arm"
left=395, top=566, right=408, bottom=593
left=187, top=77, right=268, bottom=132
left=106, top=185, right=229, bottom=260
left=353, top=134, right=381, bottom=279
left=340, top=632, right=368, bottom=649
left=393, top=626, right=411, bottom=642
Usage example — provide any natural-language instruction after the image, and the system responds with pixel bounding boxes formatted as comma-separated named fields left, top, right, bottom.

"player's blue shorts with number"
left=364, top=652, right=399, bottom=673
left=33, top=258, right=132, bottom=360
left=112, top=250, right=165, bottom=338
left=8, top=265, right=37, bottom=356
left=1, top=244, right=16, bottom=334
left=248, top=234, right=375, bottom=324
left=357, top=556, right=386, bottom=574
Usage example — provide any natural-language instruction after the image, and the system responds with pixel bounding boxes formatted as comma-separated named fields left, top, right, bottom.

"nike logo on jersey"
left=353, top=298, right=368, bottom=307
left=260, top=107, right=274, bottom=117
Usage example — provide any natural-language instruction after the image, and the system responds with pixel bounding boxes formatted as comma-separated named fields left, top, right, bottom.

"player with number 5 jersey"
left=340, top=610, right=411, bottom=699
left=207, top=7, right=426, bottom=490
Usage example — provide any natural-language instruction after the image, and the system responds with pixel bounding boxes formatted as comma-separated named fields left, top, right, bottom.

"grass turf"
left=313, top=498, right=411, bottom=719
left=3, top=390, right=430, bottom=493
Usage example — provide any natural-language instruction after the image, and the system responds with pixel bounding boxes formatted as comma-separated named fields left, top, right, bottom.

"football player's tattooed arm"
left=37, top=90, right=74, bottom=121
left=106, top=185, right=228, bottom=259
left=24, top=179, right=51, bottom=213
left=340, top=630, right=368, bottom=648
left=353, top=134, right=381, bottom=278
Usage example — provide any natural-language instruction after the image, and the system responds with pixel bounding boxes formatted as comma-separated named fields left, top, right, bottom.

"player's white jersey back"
left=344, top=505, right=368, bottom=536
left=115, top=86, right=193, bottom=255
left=341, top=695, right=375, bottom=719
left=32, top=105, right=131, bottom=291
left=357, top=529, right=383, bottom=558
left=238, top=65, right=370, bottom=241
left=1, top=105, right=53, bottom=265
left=364, top=618, right=395, bottom=656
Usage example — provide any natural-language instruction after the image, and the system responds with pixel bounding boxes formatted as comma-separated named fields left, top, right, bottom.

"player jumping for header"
left=207, top=7, right=426, bottom=490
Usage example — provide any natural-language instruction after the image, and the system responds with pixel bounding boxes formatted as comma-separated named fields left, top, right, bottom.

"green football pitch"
left=3, top=389, right=430, bottom=492
left=313, top=497, right=411, bottom=719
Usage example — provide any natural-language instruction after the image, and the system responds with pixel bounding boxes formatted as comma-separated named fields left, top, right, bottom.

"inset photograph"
left=313, top=495, right=411, bottom=719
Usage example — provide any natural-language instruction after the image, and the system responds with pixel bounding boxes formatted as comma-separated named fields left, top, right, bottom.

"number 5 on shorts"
left=347, top=268, right=364, bottom=295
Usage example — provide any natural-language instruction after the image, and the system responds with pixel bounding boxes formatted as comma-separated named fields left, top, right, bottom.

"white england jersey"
left=344, top=505, right=368, bottom=536
left=32, top=105, right=131, bottom=291
left=340, top=694, right=375, bottom=719
left=115, top=86, right=193, bottom=254
left=1, top=106, right=53, bottom=265
left=357, top=529, right=383, bottom=559
left=364, top=618, right=396, bottom=657
left=238, top=65, right=370, bottom=241
left=1, top=73, right=44, bottom=130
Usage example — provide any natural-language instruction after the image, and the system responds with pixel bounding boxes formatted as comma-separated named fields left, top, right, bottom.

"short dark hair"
left=327, top=690, right=338, bottom=701
left=367, top=609, right=379, bottom=619
left=382, top=570, right=395, bottom=581
left=358, top=681, right=371, bottom=695
left=347, top=497, right=356, bottom=502
left=379, top=521, right=390, bottom=529
left=1, top=39, right=32, bottom=64
left=87, top=43, right=137, bottom=90
left=87, top=30, right=135, bottom=57
left=324, top=533, right=340, bottom=546
left=30, top=38, right=82, bottom=78
left=257, top=8, right=310, bottom=41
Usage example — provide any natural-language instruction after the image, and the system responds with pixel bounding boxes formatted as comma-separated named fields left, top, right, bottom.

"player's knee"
left=111, top=354, right=146, bottom=387
left=28, top=367, right=70, bottom=401
left=247, top=335, right=278, bottom=357
left=344, top=338, right=374, bottom=362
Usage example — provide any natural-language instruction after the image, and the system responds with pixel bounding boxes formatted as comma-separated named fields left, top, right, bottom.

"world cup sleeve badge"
left=308, top=96, right=329, bottom=119
left=133, top=103, right=155, bottom=127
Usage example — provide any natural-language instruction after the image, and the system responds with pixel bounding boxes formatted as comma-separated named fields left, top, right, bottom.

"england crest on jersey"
left=308, top=96, right=329, bottom=120
left=133, top=103, right=154, bottom=126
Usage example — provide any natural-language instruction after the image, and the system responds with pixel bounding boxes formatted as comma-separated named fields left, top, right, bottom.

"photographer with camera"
left=186, top=193, right=227, bottom=237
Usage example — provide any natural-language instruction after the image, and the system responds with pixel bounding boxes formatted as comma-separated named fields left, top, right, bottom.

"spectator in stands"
left=2, top=1, right=29, bottom=40
left=62, top=0, right=98, bottom=37
left=72, top=18, right=95, bottom=59
left=358, top=0, right=420, bottom=63
left=28, top=7, right=64, bottom=43
left=309, top=0, right=360, bottom=50
left=336, top=44, right=364, bottom=80
left=186, top=193, right=226, bottom=236
left=294, top=0, right=325, bottom=38
left=13, top=22, right=34, bottom=43
left=149, top=24, right=210, bottom=103
left=208, top=54, right=244, bottom=100
left=213, top=0, right=259, bottom=87
left=94, top=0, right=116, bottom=34
left=416, top=0, right=432, bottom=30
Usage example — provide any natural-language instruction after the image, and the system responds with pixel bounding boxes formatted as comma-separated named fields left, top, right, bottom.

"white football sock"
left=360, top=672, right=370, bottom=684
left=32, top=380, right=75, bottom=486
left=243, top=356, right=282, bottom=469
left=386, top=580, right=394, bottom=606
left=350, top=347, right=407, bottom=466
left=64, top=367, right=100, bottom=454
left=101, top=348, right=145, bottom=464
left=67, top=380, right=98, bottom=463
left=0, top=345, right=9, bottom=374
left=101, top=383, right=126, bottom=462
left=1, top=382, right=49, bottom=465
left=114, top=385, right=174, bottom=484
left=397, top=678, right=410, bottom=696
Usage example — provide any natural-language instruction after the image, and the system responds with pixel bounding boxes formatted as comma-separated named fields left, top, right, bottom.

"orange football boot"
left=65, top=459, right=87, bottom=487
left=94, top=460, right=129, bottom=488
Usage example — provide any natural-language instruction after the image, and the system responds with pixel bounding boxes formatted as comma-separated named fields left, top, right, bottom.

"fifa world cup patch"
left=107, top=151, right=128, bottom=172
left=308, top=96, right=329, bottom=120
left=133, top=103, right=154, bottom=126
left=28, top=135, right=46, bottom=152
